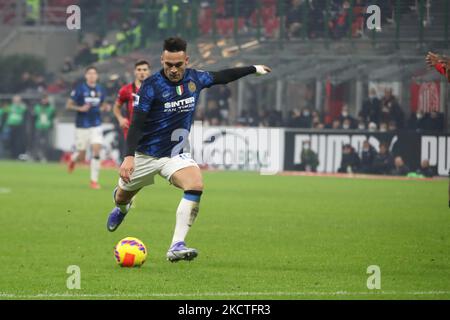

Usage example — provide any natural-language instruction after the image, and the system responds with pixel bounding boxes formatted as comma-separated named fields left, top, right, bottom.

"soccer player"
left=426, top=52, right=450, bottom=82
left=106, top=37, right=271, bottom=262
left=66, top=66, right=110, bottom=189
left=113, top=60, right=151, bottom=139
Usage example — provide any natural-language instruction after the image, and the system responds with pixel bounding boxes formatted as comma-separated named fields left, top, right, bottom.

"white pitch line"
left=1, top=291, right=450, bottom=298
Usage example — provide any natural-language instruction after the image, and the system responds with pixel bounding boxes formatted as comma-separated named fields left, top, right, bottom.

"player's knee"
left=185, top=180, right=203, bottom=192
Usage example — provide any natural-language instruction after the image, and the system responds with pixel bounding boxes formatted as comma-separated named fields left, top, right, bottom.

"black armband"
left=210, top=66, right=256, bottom=85
left=125, top=111, right=147, bottom=157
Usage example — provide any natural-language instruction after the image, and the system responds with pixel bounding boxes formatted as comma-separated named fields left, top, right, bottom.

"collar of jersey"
left=84, top=82, right=97, bottom=90
left=159, top=69, right=187, bottom=86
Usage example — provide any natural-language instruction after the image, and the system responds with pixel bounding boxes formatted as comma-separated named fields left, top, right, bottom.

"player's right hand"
left=78, top=104, right=91, bottom=112
left=119, top=117, right=130, bottom=129
left=426, top=52, right=441, bottom=68
left=120, top=156, right=135, bottom=184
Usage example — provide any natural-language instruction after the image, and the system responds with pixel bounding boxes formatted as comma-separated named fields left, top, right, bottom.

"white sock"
left=90, top=158, right=100, bottom=182
left=71, top=152, right=79, bottom=162
left=171, top=197, right=200, bottom=246
left=117, top=203, right=130, bottom=214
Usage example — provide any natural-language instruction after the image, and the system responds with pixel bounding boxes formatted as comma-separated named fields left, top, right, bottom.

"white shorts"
left=75, top=126, right=103, bottom=151
left=118, top=152, right=199, bottom=191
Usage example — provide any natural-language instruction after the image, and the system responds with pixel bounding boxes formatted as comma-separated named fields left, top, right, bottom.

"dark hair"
left=85, top=66, right=98, bottom=73
left=163, top=37, right=187, bottom=52
left=135, top=60, right=150, bottom=68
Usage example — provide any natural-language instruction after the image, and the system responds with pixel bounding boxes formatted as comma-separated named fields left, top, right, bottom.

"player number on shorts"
left=171, top=128, right=191, bottom=157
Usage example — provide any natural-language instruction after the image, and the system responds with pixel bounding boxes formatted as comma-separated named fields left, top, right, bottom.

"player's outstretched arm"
left=426, top=52, right=449, bottom=80
left=210, top=65, right=271, bottom=85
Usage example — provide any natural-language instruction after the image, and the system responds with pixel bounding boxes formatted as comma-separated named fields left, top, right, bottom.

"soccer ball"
left=114, top=237, right=148, bottom=267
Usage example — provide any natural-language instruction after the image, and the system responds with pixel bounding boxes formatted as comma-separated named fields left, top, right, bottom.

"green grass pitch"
left=0, top=161, right=449, bottom=300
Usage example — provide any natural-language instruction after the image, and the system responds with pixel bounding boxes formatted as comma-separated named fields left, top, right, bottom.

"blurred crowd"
left=0, top=95, right=55, bottom=162
left=199, top=86, right=446, bottom=134
left=197, top=0, right=419, bottom=39
left=298, top=139, right=437, bottom=178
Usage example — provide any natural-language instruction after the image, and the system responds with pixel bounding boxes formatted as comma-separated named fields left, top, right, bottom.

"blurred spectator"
left=407, top=111, right=422, bottom=131
left=381, top=88, right=404, bottom=128
left=338, top=144, right=360, bottom=173
left=287, top=109, right=301, bottom=127
left=360, top=88, right=381, bottom=125
left=267, top=109, right=283, bottom=127
left=116, top=21, right=133, bottom=55
left=204, top=100, right=222, bottom=125
left=360, top=140, right=377, bottom=173
left=208, top=86, right=231, bottom=124
left=408, top=110, right=445, bottom=132
left=308, top=0, right=325, bottom=38
left=18, top=72, right=35, bottom=92
left=330, top=0, right=351, bottom=39
left=31, top=75, right=46, bottom=93
left=388, top=120, right=397, bottom=132
left=342, top=118, right=353, bottom=130
left=286, top=0, right=304, bottom=39
left=32, top=95, right=55, bottom=162
left=372, top=143, right=394, bottom=175
left=158, top=1, right=180, bottom=38
left=367, top=121, right=378, bottom=132
left=379, top=122, right=388, bottom=132
left=61, top=57, right=75, bottom=73
left=25, top=0, right=40, bottom=25
left=391, top=156, right=410, bottom=176
left=422, top=111, right=444, bottom=132
left=339, top=105, right=356, bottom=128
left=312, top=110, right=324, bottom=128
left=298, top=108, right=313, bottom=128
left=330, top=119, right=341, bottom=129
left=257, top=109, right=270, bottom=127
left=299, top=140, right=319, bottom=172
left=74, top=43, right=97, bottom=67
left=5, top=95, right=27, bottom=159
left=356, top=116, right=367, bottom=130
left=236, top=110, right=257, bottom=126
left=416, top=160, right=437, bottom=178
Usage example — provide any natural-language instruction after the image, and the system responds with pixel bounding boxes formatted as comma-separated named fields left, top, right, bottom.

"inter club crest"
left=188, top=81, right=196, bottom=93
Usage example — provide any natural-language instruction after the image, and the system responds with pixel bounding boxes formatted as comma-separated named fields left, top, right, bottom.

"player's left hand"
left=119, top=156, right=135, bottom=184
left=254, top=65, right=272, bottom=75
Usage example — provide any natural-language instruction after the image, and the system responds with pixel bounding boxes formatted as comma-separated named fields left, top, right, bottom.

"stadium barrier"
left=284, top=129, right=450, bottom=176
left=53, top=123, right=449, bottom=176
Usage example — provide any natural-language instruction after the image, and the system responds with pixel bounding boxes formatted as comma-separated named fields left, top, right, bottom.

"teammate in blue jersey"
left=106, top=37, right=271, bottom=262
left=66, top=66, right=111, bottom=189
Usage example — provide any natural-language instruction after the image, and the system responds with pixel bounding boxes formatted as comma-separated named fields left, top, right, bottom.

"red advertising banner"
left=410, top=81, right=440, bottom=113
